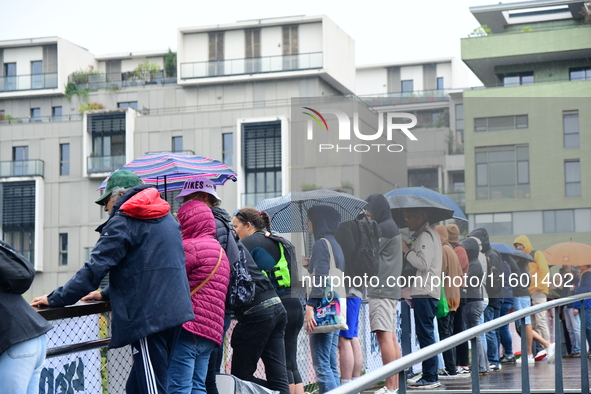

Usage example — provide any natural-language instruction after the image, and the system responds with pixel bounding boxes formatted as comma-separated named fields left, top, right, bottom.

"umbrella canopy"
left=385, top=187, right=467, bottom=221
left=255, top=189, right=367, bottom=234
left=386, top=195, right=454, bottom=228
left=545, top=241, right=591, bottom=266
left=491, top=242, right=535, bottom=262
left=98, top=152, right=237, bottom=193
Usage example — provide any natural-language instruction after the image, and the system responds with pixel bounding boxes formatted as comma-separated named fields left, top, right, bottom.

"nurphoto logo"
left=302, top=107, right=418, bottom=153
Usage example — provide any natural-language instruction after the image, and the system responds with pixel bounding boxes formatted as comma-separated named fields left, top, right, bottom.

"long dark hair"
left=235, top=207, right=272, bottom=233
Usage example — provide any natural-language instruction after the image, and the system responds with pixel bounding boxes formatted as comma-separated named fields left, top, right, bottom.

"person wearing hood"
left=31, top=170, right=195, bottom=394
left=513, top=235, right=551, bottom=345
left=175, top=180, right=288, bottom=394
left=435, top=225, right=463, bottom=379
left=402, top=208, right=442, bottom=389
left=168, top=201, right=230, bottom=394
left=364, top=194, right=403, bottom=394
left=305, top=205, right=345, bottom=394
left=468, top=228, right=502, bottom=371
left=460, top=238, right=487, bottom=375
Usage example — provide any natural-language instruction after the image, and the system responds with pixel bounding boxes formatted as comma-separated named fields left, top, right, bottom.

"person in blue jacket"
left=573, top=264, right=591, bottom=353
left=32, top=170, right=194, bottom=394
left=304, top=205, right=345, bottom=394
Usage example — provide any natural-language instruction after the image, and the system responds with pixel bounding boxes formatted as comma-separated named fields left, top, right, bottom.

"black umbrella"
left=386, top=195, right=455, bottom=228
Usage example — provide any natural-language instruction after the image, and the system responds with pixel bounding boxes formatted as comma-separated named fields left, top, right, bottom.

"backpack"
left=221, top=222, right=256, bottom=310
left=484, top=246, right=504, bottom=298
left=0, top=240, right=35, bottom=294
left=335, top=217, right=379, bottom=279
left=262, top=232, right=295, bottom=292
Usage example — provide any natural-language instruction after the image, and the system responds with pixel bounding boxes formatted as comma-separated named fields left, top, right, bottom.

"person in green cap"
left=32, top=169, right=194, bottom=394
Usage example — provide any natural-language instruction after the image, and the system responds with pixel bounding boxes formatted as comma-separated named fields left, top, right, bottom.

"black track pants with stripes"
left=126, top=325, right=182, bottom=394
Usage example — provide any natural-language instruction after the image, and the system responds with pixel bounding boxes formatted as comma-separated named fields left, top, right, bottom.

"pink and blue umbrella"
left=98, top=152, right=237, bottom=193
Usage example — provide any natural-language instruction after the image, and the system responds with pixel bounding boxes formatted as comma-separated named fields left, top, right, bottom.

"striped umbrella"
left=98, top=152, right=237, bottom=193
left=255, top=189, right=368, bottom=234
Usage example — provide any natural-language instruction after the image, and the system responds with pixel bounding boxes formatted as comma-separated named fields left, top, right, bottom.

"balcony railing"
left=181, top=52, right=323, bottom=79
left=0, top=114, right=82, bottom=125
left=0, top=159, right=45, bottom=178
left=358, top=88, right=453, bottom=106
left=0, top=73, right=58, bottom=92
left=87, top=155, right=126, bottom=174
left=69, top=70, right=177, bottom=91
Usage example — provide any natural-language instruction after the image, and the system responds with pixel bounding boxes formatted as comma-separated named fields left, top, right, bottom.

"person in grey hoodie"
left=305, top=205, right=345, bottom=394
left=365, top=194, right=403, bottom=394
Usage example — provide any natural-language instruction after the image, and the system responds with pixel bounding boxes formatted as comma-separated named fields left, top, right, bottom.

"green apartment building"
left=461, top=0, right=591, bottom=248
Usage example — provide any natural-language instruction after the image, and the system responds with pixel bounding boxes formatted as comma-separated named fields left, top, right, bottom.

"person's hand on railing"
left=81, top=290, right=104, bottom=301
left=30, top=294, right=49, bottom=307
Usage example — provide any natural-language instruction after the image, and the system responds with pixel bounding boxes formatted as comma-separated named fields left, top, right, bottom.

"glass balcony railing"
left=0, top=114, right=82, bottom=124
left=0, top=73, right=58, bottom=92
left=87, top=155, right=126, bottom=174
left=69, top=70, right=177, bottom=91
left=0, top=159, right=45, bottom=178
left=359, top=88, right=452, bottom=106
left=181, top=52, right=323, bottom=79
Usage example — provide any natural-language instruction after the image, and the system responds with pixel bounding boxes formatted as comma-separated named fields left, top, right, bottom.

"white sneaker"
left=406, top=374, right=422, bottom=384
left=374, top=386, right=398, bottom=394
left=547, top=343, right=556, bottom=363
left=516, top=355, right=535, bottom=364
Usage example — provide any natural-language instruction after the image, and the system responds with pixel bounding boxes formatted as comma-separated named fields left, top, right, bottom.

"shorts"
left=512, top=296, right=532, bottom=327
left=339, top=298, right=362, bottom=338
left=369, top=297, right=398, bottom=332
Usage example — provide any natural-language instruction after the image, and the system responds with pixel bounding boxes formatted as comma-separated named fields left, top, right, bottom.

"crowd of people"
left=0, top=170, right=582, bottom=394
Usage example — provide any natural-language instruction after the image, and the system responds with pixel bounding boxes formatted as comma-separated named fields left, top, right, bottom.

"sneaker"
left=438, top=369, right=458, bottom=379
left=489, top=364, right=501, bottom=371
left=407, top=379, right=441, bottom=389
left=516, top=355, right=535, bottom=364
left=406, top=373, right=422, bottom=384
left=374, top=386, right=398, bottom=394
left=500, top=355, right=516, bottom=364
left=547, top=343, right=556, bottom=363
left=456, top=367, right=471, bottom=377
left=572, top=353, right=581, bottom=358
left=534, top=348, right=547, bottom=361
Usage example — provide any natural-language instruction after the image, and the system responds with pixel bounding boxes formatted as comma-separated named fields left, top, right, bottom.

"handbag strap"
left=321, top=238, right=336, bottom=272
left=191, top=247, right=223, bottom=296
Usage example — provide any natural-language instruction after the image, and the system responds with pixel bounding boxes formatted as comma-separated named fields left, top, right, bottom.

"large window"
left=474, top=115, right=528, bottom=132
left=282, top=25, right=299, bottom=70
left=401, top=80, right=414, bottom=93
left=455, top=104, right=464, bottom=140
left=1, top=181, right=36, bottom=263
left=242, top=122, right=281, bottom=206
left=245, top=28, right=261, bottom=73
left=13, top=146, right=29, bottom=176
left=544, top=210, right=575, bottom=233
left=563, top=110, right=579, bottom=148
left=502, top=72, right=533, bottom=86
left=475, top=145, right=529, bottom=200
left=570, top=67, right=591, bottom=81
left=565, top=160, right=581, bottom=197
left=4, top=63, right=16, bottom=91
left=88, top=112, right=126, bottom=173
left=474, top=213, right=512, bottom=236
left=31, top=61, right=43, bottom=89
left=59, top=233, right=68, bottom=266
left=208, top=31, right=225, bottom=76
left=408, top=168, right=438, bottom=190
left=60, top=143, right=70, bottom=176
left=222, top=133, right=234, bottom=165
left=437, top=77, right=444, bottom=90
left=52, top=106, right=62, bottom=122
left=30, top=108, right=41, bottom=122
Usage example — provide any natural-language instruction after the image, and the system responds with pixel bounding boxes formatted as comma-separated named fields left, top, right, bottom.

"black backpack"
left=335, top=217, right=379, bottom=279
left=484, top=247, right=504, bottom=298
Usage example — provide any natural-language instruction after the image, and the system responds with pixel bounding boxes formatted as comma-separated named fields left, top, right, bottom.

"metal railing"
left=329, top=293, right=591, bottom=394
left=0, top=114, right=82, bottom=124
left=180, top=52, right=323, bottom=79
left=0, top=159, right=45, bottom=178
left=0, top=73, right=58, bottom=92
left=69, top=70, right=177, bottom=91
left=358, top=89, right=454, bottom=107
left=87, top=155, right=126, bottom=174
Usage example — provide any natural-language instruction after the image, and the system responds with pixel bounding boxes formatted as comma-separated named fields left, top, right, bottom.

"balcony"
left=69, top=70, right=177, bottom=91
left=181, top=52, right=323, bottom=79
left=87, top=155, right=126, bottom=174
left=0, top=73, right=58, bottom=92
left=0, top=114, right=82, bottom=125
left=0, top=160, right=44, bottom=178
left=359, top=88, right=452, bottom=107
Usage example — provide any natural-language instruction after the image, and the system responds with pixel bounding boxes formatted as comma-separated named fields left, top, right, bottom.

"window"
left=475, top=145, right=529, bottom=200
left=118, top=101, right=138, bottom=110
left=30, top=108, right=41, bottom=122
left=52, top=106, right=62, bottom=121
left=408, top=168, right=438, bottom=190
left=242, top=122, right=282, bottom=206
left=565, top=160, right=581, bottom=197
left=88, top=112, right=126, bottom=173
left=59, top=233, right=68, bottom=266
left=31, top=61, right=43, bottom=89
left=474, top=115, right=528, bottom=132
left=502, top=72, right=533, bottom=86
left=60, top=143, right=70, bottom=176
left=569, top=67, right=591, bottom=81
left=1, top=181, right=36, bottom=263
left=401, top=80, right=414, bottom=93
left=543, top=210, right=575, bottom=233
left=208, top=32, right=225, bottom=76
left=563, top=110, right=579, bottom=148
left=245, top=28, right=261, bottom=73
left=172, top=136, right=183, bottom=152
left=222, top=133, right=234, bottom=165
left=455, top=104, right=464, bottom=141
left=4, top=63, right=16, bottom=91
left=13, top=146, right=29, bottom=176
left=437, top=77, right=444, bottom=90
left=282, top=25, right=299, bottom=70
left=474, top=213, right=513, bottom=236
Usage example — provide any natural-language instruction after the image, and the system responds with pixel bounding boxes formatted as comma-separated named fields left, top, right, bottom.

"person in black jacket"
left=0, top=240, right=53, bottom=394
left=32, top=170, right=194, bottom=394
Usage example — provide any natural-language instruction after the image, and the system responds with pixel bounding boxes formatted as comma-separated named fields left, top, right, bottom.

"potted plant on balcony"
left=133, top=61, right=161, bottom=84
left=78, top=102, right=104, bottom=113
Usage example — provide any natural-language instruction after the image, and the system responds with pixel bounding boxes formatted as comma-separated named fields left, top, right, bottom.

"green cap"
left=96, top=170, right=141, bottom=205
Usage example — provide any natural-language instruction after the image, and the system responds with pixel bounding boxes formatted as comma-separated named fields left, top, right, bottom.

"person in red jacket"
left=168, top=200, right=230, bottom=394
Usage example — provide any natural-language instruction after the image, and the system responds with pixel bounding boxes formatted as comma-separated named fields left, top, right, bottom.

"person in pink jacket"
left=168, top=200, right=230, bottom=394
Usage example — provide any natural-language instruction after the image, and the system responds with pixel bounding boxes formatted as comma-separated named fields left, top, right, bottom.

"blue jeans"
left=0, top=334, right=47, bottom=394
left=463, top=301, right=487, bottom=374
left=564, top=306, right=581, bottom=354
left=309, top=331, right=339, bottom=393
left=413, top=297, right=439, bottom=382
left=168, top=329, right=216, bottom=394
left=484, top=305, right=500, bottom=365
left=498, top=299, right=514, bottom=357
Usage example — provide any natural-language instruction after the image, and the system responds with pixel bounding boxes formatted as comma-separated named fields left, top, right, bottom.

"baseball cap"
left=175, top=178, right=221, bottom=203
left=95, top=170, right=142, bottom=205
